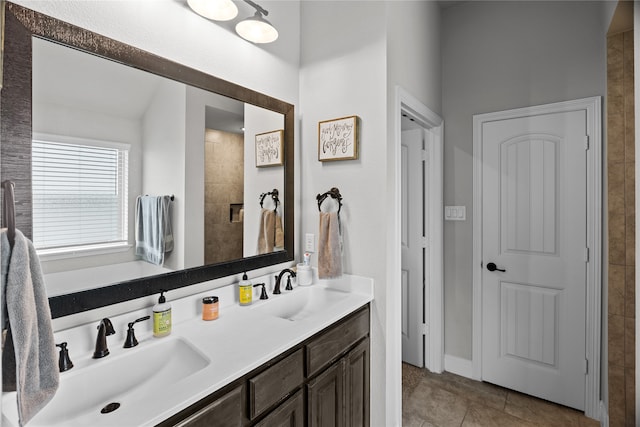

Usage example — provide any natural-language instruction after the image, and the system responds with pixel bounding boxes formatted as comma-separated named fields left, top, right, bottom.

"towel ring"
left=259, top=189, right=279, bottom=212
left=2, top=180, right=16, bottom=249
left=316, top=187, right=342, bottom=215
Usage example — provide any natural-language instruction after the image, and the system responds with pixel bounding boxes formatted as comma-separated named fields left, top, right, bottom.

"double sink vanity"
left=0, top=3, right=373, bottom=426
left=1, top=274, right=373, bottom=426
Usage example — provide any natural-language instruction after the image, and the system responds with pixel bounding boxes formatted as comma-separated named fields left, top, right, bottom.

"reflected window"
left=32, top=135, right=129, bottom=253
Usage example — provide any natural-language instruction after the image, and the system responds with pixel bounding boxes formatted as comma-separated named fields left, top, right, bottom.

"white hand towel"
left=1, top=229, right=59, bottom=426
left=318, top=211, right=342, bottom=279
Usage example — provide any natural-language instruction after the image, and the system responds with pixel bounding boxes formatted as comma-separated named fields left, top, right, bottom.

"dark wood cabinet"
left=158, top=305, right=369, bottom=427
left=255, top=390, right=305, bottom=427
left=306, top=337, right=370, bottom=427
left=172, top=385, right=244, bottom=427
left=308, top=360, right=345, bottom=427
left=344, top=339, right=370, bottom=427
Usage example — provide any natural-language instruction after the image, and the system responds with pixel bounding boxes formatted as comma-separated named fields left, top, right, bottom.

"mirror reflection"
left=32, top=38, right=285, bottom=297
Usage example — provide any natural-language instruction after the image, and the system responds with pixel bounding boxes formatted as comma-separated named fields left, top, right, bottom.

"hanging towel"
left=318, top=211, right=342, bottom=279
left=257, top=208, right=276, bottom=254
left=1, top=229, right=59, bottom=427
left=135, top=195, right=174, bottom=266
left=275, top=213, right=284, bottom=250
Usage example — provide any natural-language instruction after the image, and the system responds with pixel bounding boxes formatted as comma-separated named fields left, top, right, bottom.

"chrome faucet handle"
left=93, top=318, right=115, bottom=359
left=123, top=316, right=150, bottom=348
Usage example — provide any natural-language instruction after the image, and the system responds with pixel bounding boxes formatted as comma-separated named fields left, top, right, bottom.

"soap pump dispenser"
left=238, top=273, right=253, bottom=306
left=153, top=291, right=172, bottom=338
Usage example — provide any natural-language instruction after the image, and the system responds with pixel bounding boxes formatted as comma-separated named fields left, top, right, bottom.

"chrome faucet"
left=273, top=269, right=296, bottom=294
left=93, top=318, right=115, bottom=358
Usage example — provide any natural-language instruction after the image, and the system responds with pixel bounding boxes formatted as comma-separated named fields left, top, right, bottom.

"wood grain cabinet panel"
left=345, top=339, right=370, bottom=427
left=307, top=360, right=345, bottom=427
left=172, top=385, right=243, bottom=427
left=249, top=349, right=304, bottom=419
left=306, top=308, right=369, bottom=377
left=254, top=390, right=304, bottom=427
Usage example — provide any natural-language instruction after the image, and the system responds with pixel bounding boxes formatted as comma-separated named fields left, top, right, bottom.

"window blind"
left=32, top=139, right=129, bottom=251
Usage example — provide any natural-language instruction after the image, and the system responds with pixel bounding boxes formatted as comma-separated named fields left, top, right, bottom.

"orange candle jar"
left=202, top=296, right=219, bottom=321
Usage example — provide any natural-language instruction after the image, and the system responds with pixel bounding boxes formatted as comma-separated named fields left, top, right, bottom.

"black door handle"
left=486, top=262, right=506, bottom=272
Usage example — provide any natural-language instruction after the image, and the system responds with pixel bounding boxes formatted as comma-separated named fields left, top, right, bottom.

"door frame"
left=394, top=86, right=444, bottom=373
left=471, top=97, right=602, bottom=418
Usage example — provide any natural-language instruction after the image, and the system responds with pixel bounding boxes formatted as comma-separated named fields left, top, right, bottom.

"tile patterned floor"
left=402, top=363, right=601, bottom=427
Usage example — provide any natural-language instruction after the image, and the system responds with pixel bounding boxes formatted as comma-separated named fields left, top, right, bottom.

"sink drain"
left=101, top=402, right=121, bottom=414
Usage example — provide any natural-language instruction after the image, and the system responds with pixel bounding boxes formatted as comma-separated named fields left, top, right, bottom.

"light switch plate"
left=305, top=233, right=315, bottom=252
left=445, top=206, right=466, bottom=221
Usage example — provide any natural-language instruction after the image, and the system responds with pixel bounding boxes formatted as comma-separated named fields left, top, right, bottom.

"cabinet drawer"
left=249, top=349, right=304, bottom=419
left=254, top=389, right=304, bottom=427
left=306, top=307, right=369, bottom=377
left=173, top=385, right=243, bottom=427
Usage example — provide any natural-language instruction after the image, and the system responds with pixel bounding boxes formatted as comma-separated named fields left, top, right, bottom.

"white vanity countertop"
left=1, top=273, right=373, bottom=427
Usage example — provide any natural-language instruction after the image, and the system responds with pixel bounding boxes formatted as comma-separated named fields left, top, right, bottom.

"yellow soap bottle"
left=153, top=290, right=172, bottom=337
left=238, top=273, right=253, bottom=306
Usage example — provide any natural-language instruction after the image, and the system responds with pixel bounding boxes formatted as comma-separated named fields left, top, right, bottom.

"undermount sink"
left=15, top=337, right=209, bottom=426
left=252, top=286, right=347, bottom=321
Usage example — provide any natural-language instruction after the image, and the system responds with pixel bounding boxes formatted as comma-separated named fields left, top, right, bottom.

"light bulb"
left=187, top=0, right=238, bottom=21
left=235, top=12, right=278, bottom=44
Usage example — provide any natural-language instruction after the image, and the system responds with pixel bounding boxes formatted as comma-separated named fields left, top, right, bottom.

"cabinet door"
left=307, top=360, right=345, bottom=427
left=173, top=385, right=243, bottom=427
left=255, top=390, right=304, bottom=427
left=345, top=338, right=370, bottom=427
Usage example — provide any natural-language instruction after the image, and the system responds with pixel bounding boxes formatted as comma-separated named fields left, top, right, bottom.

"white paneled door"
left=481, top=110, right=587, bottom=410
left=401, top=128, right=424, bottom=368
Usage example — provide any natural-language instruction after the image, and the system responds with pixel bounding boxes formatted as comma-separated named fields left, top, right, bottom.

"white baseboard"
left=599, top=400, right=608, bottom=426
left=444, top=354, right=473, bottom=379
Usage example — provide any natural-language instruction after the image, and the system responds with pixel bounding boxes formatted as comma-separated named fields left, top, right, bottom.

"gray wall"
left=441, top=1, right=608, bottom=360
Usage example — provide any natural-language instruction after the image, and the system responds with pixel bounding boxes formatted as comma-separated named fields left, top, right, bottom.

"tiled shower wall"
left=607, top=29, right=635, bottom=427
left=204, top=129, right=244, bottom=265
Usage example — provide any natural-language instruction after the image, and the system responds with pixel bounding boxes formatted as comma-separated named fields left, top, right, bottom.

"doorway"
left=397, top=88, right=444, bottom=373
left=472, top=97, right=602, bottom=417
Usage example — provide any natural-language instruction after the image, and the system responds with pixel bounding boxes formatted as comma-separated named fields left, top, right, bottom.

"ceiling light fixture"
left=187, top=0, right=238, bottom=21
left=235, top=0, right=278, bottom=44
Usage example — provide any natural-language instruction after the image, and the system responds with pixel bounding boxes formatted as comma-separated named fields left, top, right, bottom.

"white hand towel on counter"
left=1, top=229, right=59, bottom=427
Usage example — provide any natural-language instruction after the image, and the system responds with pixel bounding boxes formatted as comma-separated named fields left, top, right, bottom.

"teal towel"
left=2, top=229, right=59, bottom=426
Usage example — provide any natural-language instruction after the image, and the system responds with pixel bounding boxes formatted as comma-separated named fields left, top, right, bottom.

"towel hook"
left=259, top=189, right=279, bottom=212
left=2, top=180, right=16, bottom=249
left=316, top=187, right=342, bottom=215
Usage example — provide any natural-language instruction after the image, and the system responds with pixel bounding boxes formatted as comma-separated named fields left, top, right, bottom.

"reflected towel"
left=1, top=229, right=59, bottom=426
left=257, top=208, right=276, bottom=254
left=318, top=212, right=342, bottom=279
left=135, top=195, right=174, bottom=266
left=275, top=213, right=284, bottom=250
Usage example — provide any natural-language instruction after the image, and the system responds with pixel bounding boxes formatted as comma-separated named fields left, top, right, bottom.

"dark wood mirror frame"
left=0, top=2, right=295, bottom=318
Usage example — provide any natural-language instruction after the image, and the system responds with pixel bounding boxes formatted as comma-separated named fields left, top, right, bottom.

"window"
left=32, top=135, right=129, bottom=254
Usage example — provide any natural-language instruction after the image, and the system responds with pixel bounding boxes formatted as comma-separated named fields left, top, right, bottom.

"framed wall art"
left=318, top=115, right=359, bottom=161
left=255, top=129, right=284, bottom=167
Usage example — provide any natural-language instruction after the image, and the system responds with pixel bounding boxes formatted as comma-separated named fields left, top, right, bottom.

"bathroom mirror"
left=0, top=2, right=294, bottom=318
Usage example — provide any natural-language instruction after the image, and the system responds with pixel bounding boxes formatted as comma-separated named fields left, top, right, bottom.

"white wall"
left=386, top=2, right=442, bottom=424
left=243, top=105, right=286, bottom=257
left=441, top=1, right=608, bottom=360
left=300, top=2, right=441, bottom=425
left=299, top=1, right=388, bottom=423
left=141, top=79, right=187, bottom=270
